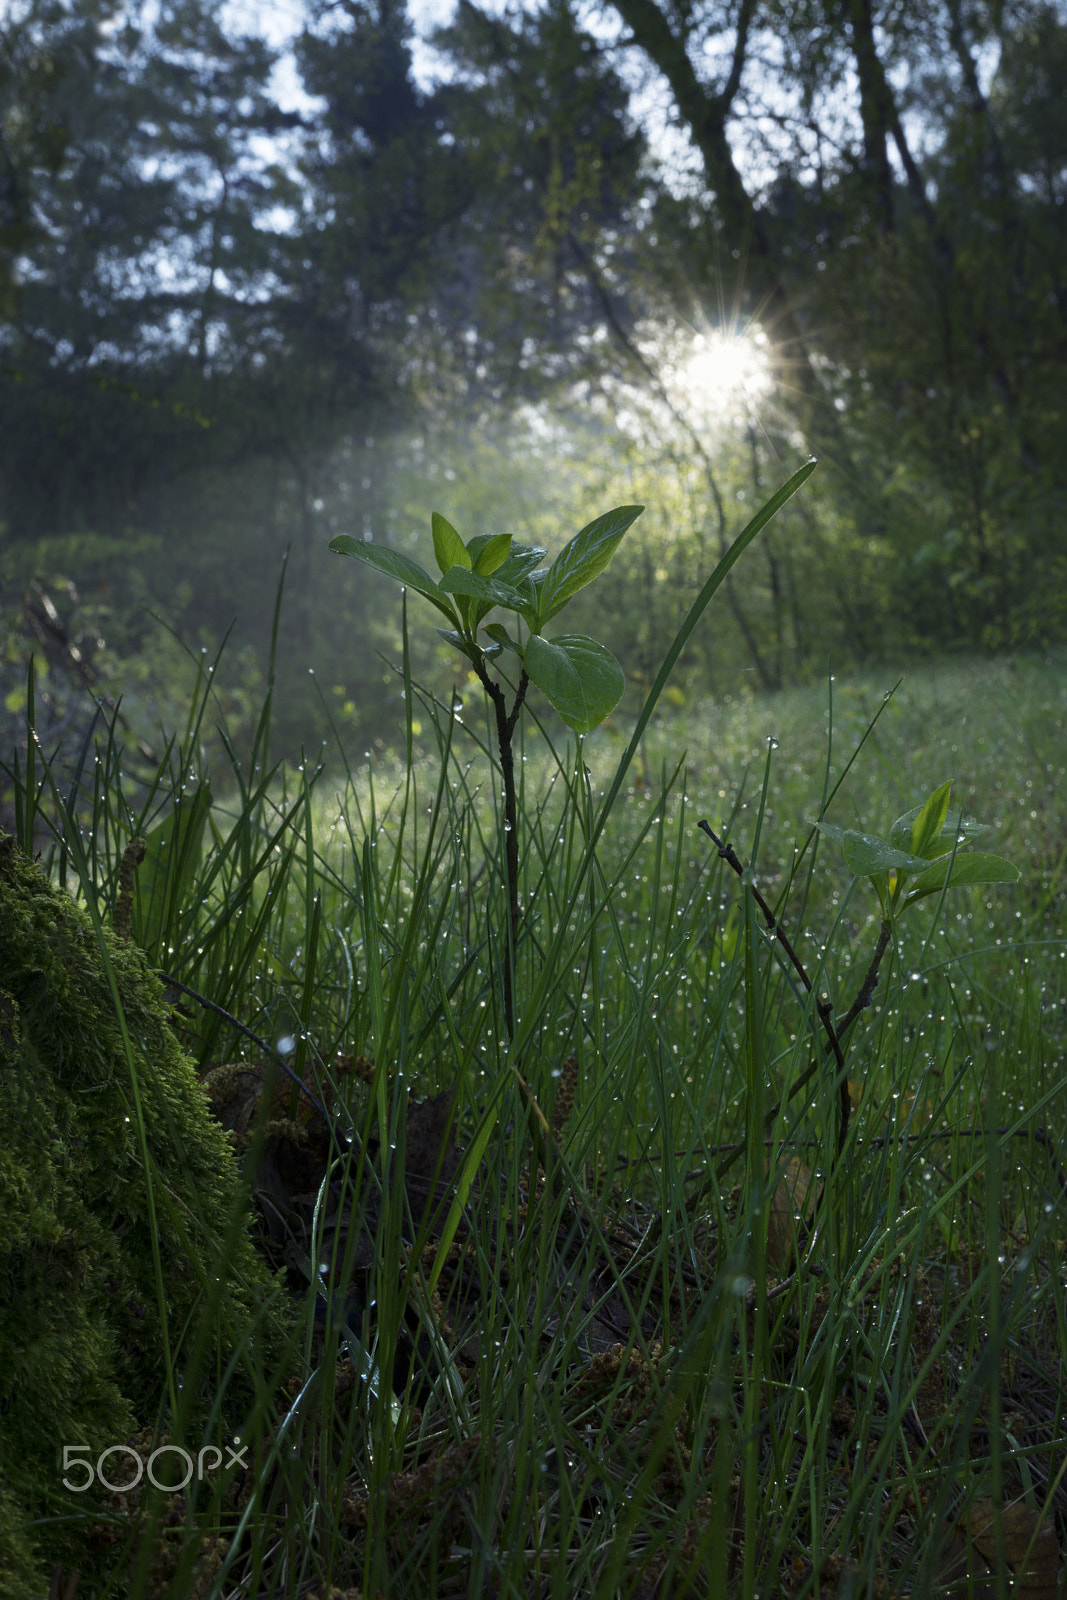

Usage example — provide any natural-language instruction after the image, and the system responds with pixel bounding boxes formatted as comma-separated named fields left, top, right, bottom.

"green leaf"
left=493, top=541, right=547, bottom=585
left=815, top=821, right=929, bottom=875
left=483, top=622, right=524, bottom=657
left=515, top=580, right=542, bottom=630
left=538, top=506, right=644, bottom=624
left=909, top=779, right=953, bottom=859
left=870, top=871, right=891, bottom=914
left=902, top=852, right=1020, bottom=906
left=843, top=832, right=930, bottom=876
left=841, top=830, right=931, bottom=876
left=439, top=567, right=528, bottom=611
left=133, top=785, right=212, bottom=961
left=329, top=535, right=459, bottom=625
left=435, top=628, right=481, bottom=665
left=524, top=634, right=625, bottom=733
left=468, top=532, right=512, bottom=576
left=888, top=803, right=988, bottom=854
left=431, top=512, right=469, bottom=575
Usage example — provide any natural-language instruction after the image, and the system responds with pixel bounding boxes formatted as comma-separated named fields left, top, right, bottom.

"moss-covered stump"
left=0, top=832, right=294, bottom=1598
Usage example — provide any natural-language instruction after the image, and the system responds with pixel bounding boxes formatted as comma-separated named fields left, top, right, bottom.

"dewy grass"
left=2, top=476, right=1066, bottom=1596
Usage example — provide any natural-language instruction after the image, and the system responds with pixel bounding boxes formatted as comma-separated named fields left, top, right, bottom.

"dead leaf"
left=959, top=1500, right=1061, bottom=1599
left=200, top=1060, right=336, bottom=1163
left=935, top=1521, right=997, bottom=1597
left=767, top=1156, right=816, bottom=1270
left=401, top=1086, right=462, bottom=1233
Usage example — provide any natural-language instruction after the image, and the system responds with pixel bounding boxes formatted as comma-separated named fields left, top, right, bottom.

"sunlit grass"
left=5, top=635, right=1066, bottom=1597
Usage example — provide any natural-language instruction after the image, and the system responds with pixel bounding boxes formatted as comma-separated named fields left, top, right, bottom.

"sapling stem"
left=836, top=916, right=893, bottom=1041
left=470, top=660, right=528, bottom=1042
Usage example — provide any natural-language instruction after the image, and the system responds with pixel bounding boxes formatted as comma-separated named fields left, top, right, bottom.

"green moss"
left=0, top=833, right=294, bottom=1597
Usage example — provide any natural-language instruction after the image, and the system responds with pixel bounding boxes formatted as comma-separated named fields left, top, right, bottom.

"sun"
left=662, top=326, right=773, bottom=426
left=598, top=318, right=775, bottom=447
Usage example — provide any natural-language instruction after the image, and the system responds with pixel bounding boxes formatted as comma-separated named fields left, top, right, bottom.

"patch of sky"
left=223, top=0, right=1004, bottom=212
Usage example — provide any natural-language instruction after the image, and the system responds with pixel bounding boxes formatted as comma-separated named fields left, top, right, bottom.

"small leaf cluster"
left=329, top=505, right=643, bottom=733
left=816, top=779, right=1019, bottom=919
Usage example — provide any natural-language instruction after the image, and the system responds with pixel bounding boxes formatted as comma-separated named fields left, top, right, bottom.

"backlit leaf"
left=889, top=803, right=988, bottom=854
left=909, top=779, right=953, bottom=859
left=329, top=535, right=458, bottom=624
left=902, top=851, right=1020, bottom=907
left=524, top=634, right=625, bottom=733
left=469, top=532, right=512, bottom=575
left=538, top=506, right=643, bottom=623
left=492, top=541, right=547, bottom=586
left=816, top=822, right=928, bottom=876
left=431, top=512, right=469, bottom=575
left=438, top=567, right=528, bottom=611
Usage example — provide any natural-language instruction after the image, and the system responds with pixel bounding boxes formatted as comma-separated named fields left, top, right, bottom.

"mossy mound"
left=0, top=833, right=295, bottom=1597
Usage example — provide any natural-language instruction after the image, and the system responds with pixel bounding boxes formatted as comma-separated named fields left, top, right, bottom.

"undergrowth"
left=3, top=504, right=1066, bottom=1598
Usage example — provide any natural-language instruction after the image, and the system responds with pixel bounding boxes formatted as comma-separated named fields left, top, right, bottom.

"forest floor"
left=17, top=650, right=1067, bottom=1598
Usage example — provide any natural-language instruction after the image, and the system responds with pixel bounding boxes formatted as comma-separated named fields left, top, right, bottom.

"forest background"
left=1, top=0, right=1064, bottom=768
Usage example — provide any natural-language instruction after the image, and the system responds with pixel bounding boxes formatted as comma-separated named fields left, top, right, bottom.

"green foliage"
left=522, top=633, right=624, bottom=734
left=2, top=577, right=1062, bottom=1596
left=331, top=503, right=643, bottom=733
left=132, top=783, right=214, bottom=961
left=817, top=777, right=1020, bottom=920
left=1, top=0, right=1064, bottom=755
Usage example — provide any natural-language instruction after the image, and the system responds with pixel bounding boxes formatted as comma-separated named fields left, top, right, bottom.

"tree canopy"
left=1, top=0, right=1063, bottom=756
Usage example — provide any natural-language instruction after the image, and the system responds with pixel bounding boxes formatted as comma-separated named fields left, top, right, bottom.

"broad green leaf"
left=524, top=634, right=624, bottom=733
left=841, top=831, right=931, bottom=876
left=902, top=852, right=1020, bottom=907
left=909, top=779, right=953, bottom=859
left=469, top=532, right=512, bottom=576
left=329, top=535, right=458, bottom=625
left=133, top=785, right=212, bottom=961
left=439, top=567, right=528, bottom=611
left=508, top=576, right=542, bottom=631
left=816, top=821, right=929, bottom=875
left=431, top=512, right=469, bottom=575
left=889, top=804, right=988, bottom=854
left=538, top=505, right=644, bottom=624
left=493, top=541, right=547, bottom=586
left=483, top=622, right=524, bottom=657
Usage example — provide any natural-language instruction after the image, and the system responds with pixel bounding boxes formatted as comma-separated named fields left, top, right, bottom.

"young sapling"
left=701, top=776, right=1019, bottom=1160
left=329, top=505, right=643, bottom=1037
left=817, top=776, right=1019, bottom=1039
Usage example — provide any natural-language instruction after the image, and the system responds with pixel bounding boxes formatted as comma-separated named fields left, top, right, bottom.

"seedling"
left=703, top=776, right=1020, bottom=1157
left=816, top=777, right=1019, bottom=923
left=330, top=505, right=643, bottom=1035
left=808, top=774, right=1017, bottom=1048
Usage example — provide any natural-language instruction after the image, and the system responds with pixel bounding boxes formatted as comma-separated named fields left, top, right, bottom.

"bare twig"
left=699, top=818, right=851, bottom=1153
left=686, top=1125, right=1067, bottom=1200
left=156, top=971, right=348, bottom=1153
